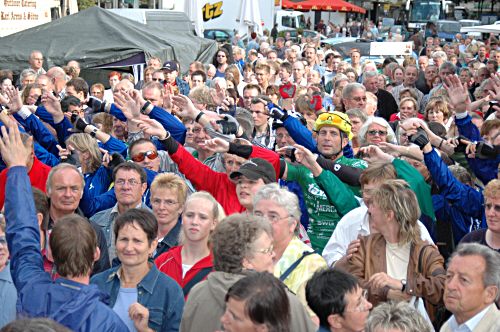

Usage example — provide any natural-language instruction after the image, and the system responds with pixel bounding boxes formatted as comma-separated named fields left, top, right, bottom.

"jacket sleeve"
left=79, top=187, right=117, bottom=218
left=455, top=113, right=482, bottom=142
left=162, top=285, right=185, bottom=332
left=99, top=136, right=128, bottom=158
left=34, top=142, right=60, bottom=167
left=34, top=106, right=74, bottom=146
left=5, top=166, right=50, bottom=291
left=13, top=113, right=60, bottom=156
left=283, top=116, right=318, bottom=153
left=423, top=148, right=484, bottom=218
left=315, top=169, right=360, bottom=216
left=407, top=244, right=446, bottom=305
left=148, top=107, right=186, bottom=145
left=316, top=156, right=362, bottom=187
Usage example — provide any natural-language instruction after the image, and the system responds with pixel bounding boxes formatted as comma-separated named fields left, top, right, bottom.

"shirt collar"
left=106, top=262, right=159, bottom=294
left=159, top=220, right=181, bottom=248
left=449, top=304, right=493, bottom=331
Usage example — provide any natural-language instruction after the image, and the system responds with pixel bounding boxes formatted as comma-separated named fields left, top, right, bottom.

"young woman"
left=155, top=191, right=225, bottom=297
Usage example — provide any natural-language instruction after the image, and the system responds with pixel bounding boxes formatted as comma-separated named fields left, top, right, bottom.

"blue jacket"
left=5, top=166, right=127, bottom=332
left=91, top=264, right=184, bottom=332
left=424, top=148, right=486, bottom=244
left=455, top=114, right=499, bottom=184
left=34, top=106, right=73, bottom=146
left=175, top=77, right=190, bottom=96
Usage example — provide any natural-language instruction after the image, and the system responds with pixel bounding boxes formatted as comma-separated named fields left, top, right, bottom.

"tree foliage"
left=77, top=0, right=96, bottom=11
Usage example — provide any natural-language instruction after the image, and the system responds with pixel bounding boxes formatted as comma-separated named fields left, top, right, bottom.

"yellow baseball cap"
left=314, top=111, right=353, bottom=140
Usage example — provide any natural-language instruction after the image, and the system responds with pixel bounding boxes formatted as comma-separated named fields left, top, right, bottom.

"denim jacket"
left=91, top=264, right=184, bottom=332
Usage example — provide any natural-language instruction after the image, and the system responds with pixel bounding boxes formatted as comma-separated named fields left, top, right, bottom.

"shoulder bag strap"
left=279, top=251, right=315, bottom=282
left=183, top=267, right=212, bottom=297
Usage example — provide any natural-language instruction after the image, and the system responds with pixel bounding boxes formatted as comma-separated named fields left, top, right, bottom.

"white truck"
left=159, top=0, right=306, bottom=37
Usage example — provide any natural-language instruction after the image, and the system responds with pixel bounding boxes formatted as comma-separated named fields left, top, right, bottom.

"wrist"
left=17, top=106, right=32, bottom=120
left=141, top=101, right=153, bottom=115
left=195, top=111, right=205, bottom=123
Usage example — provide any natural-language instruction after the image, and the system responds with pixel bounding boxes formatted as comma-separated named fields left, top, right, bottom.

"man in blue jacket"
left=0, top=122, right=127, bottom=332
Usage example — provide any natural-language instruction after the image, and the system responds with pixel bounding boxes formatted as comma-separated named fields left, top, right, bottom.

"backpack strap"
left=183, top=267, right=212, bottom=297
left=279, top=251, right=315, bottom=282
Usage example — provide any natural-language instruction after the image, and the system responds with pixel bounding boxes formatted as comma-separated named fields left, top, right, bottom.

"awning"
left=282, top=0, right=367, bottom=13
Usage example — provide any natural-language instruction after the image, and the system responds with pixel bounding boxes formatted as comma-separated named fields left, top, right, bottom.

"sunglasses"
left=367, top=130, right=387, bottom=136
left=131, top=150, right=158, bottom=162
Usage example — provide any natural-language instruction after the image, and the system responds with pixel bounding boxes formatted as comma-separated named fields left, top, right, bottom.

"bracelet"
left=195, top=111, right=205, bottom=123
left=438, top=138, right=445, bottom=149
left=141, top=101, right=152, bottom=115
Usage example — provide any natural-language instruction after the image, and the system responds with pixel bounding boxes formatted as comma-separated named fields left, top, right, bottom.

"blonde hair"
left=484, top=179, right=500, bottom=201
left=65, top=133, right=102, bottom=174
left=371, top=180, right=421, bottom=245
left=425, top=97, right=450, bottom=121
left=150, top=173, right=188, bottom=206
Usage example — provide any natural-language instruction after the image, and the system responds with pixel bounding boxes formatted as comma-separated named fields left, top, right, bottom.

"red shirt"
left=0, top=157, right=51, bottom=209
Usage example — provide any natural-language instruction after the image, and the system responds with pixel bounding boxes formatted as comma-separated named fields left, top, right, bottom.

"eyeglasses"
left=0, top=235, right=6, bottom=246
left=255, top=244, right=274, bottom=255
left=151, top=198, right=179, bottom=206
left=115, top=179, right=141, bottom=187
left=254, top=211, right=290, bottom=223
left=345, top=289, right=370, bottom=313
left=367, top=130, right=387, bottom=136
left=131, top=150, right=158, bottom=162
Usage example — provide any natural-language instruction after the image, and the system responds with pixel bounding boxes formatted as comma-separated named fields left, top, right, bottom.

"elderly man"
left=46, top=67, right=69, bottom=99
left=306, top=269, right=373, bottom=332
left=362, top=71, right=399, bottom=121
left=28, top=50, right=46, bottom=75
left=440, top=243, right=500, bottom=331
left=254, top=184, right=327, bottom=318
left=342, top=82, right=367, bottom=111
left=292, top=61, right=307, bottom=87
left=91, top=163, right=149, bottom=261
left=391, top=65, right=424, bottom=107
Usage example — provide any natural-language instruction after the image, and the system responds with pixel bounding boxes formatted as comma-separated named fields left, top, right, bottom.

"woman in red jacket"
left=155, top=191, right=225, bottom=298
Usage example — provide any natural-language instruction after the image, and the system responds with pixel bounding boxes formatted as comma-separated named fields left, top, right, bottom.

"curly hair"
left=210, top=214, right=272, bottom=273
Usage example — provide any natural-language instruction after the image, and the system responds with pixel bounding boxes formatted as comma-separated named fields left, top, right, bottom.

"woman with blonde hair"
left=155, top=191, right=226, bottom=298
left=337, top=180, right=446, bottom=324
left=424, top=97, right=451, bottom=128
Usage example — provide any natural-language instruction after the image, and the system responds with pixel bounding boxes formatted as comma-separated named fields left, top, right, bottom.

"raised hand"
left=134, top=118, right=168, bottom=139
left=442, top=74, right=470, bottom=113
left=0, top=122, right=32, bottom=168
left=488, top=73, right=500, bottom=102
left=171, top=94, right=200, bottom=119
left=4, top=86, right=23, bottom=112
left=114, top=91, right=141, bottom=120
left=358, top=145, right=394, bottom=163
left=41, top=92, right=64, bottom=123
left=200, top=137, right=230, bottom=153
left=291, top=144, right=322, bottom=177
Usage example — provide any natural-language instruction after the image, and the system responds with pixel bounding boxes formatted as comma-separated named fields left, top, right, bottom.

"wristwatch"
left=401, top=279, right=407, bottom=292
left=89, top=127, right=98, bottom=138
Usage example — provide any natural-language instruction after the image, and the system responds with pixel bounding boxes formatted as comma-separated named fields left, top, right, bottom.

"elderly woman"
left=358, top=116, right=397, bottom=148
left=180, top=214, right=316, bottom=332
left=91, top=209, right=184, bottom=332
left=337, top=180, right=446, bottom=323
left=155, top=191, right=225, bottom=297
left=365, top=301, right=433, bottom=332
left=150, top=173, right=188, bottom=258
left=253, top=184, right=326, bottom=321
left=424, top=97, right=451, bottom=129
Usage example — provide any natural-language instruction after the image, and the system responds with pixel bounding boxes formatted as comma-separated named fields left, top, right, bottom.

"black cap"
left=230, top=158, right=276, bottom=184
left=162, top=61, right=178, bottom=72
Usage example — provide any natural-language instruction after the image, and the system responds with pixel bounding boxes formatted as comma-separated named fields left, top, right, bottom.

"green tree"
left=77, top=0, right=96, bottom=11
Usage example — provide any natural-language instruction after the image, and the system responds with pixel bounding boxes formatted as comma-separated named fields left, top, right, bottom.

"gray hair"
left=439, top=61, right=456, bottom=74
left=346, top=108, right=368, bottom=123
left=362, top=70, right=379, bottom=83
left=365, top=301, right=433, bottom=332
left=253, top=183, right=301, bottom=233
left=358, top=116, right=397, bottom=145
left=46, top=163, right=85, bottom=195
left=20, top=68, right=37, bottom=80
left=432, top=50, right=448, bottom=61
left=450, top=243, right=500, bottom=301
left=342, top=82, right=365, bottom=100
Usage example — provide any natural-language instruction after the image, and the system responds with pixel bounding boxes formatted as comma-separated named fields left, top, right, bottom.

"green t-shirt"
left=286, top=159, right=362, bottom=252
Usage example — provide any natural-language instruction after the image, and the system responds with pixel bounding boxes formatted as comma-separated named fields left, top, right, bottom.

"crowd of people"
left=0, top=17, right=499, bottom=332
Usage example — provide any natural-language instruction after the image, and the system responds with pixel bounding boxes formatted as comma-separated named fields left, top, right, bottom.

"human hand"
left=200, top=137, right=230, bottom=153
left=3, top=86, right=23, bottom=112
left=172, top=94, right=199, bottom=119
left=129, top=303, right=151, bottom=332
left=134, top=118, right=168, bottom=139
left=368, top=272, right=402, bottom=291
left=41, top=92, right=64, bottom=121
left=56, top=144, right=72, bottom=161
left=114, top=91, right=141, bottom=120
left=345, top=239, right=361, bottom=259
left=0, top=122, right=32, bottom=168
left=359, top=145, right=394, bottom=163
left=488, top=72, right=500, bottom=102
left=100, top=148, right=110, bottom=167
left=442, top=74, right=470, bottom=113
left=286, top=144, right=322, bottom=177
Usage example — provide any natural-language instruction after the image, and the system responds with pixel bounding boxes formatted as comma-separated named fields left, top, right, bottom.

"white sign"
left=370, top=42, right=414, bottom=56
left=0, top=0, right=51, bottom=37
